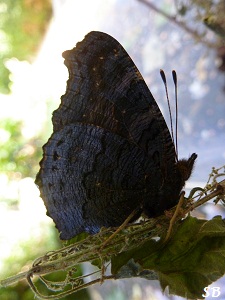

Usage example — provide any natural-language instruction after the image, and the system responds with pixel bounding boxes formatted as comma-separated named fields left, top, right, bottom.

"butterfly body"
left=35, top=31, right=197, bottom=240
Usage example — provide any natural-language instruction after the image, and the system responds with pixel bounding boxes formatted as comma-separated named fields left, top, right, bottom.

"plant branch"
left=137, top=0, right=218, bottom=48
left=1, top=177, right=224, bottom=298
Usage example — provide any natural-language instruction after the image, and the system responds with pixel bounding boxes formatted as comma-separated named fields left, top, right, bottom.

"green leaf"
left=111, top=216, right=225, bottom=299
left=111, top=238, right=158, bottom=275
left=62, top=232, right=89, bottom=246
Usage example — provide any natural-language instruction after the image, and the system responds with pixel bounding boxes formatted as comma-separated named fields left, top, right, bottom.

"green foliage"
left=0, top=230, right=90, bottom=300
left=0, top=118, right=42, bottom=180
left=63, top=232, right=89, bottom=246
left=112, top=216, right=225, bottom=299
left=0, top=0, right=52, bottom=93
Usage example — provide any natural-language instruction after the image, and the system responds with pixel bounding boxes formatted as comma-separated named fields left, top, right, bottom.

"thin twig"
left=187, top=182, right=224, bottom=212
left=137, top=0, right=218, bottom=48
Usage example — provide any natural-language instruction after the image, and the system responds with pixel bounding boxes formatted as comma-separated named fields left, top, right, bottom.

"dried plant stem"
left=26, top=273, right=115, bottom=300
left=1, top=178, right=224, bottom=298
left=0, top=217, right=165, bottom=288
left=187, top=181, right=225, bottom=212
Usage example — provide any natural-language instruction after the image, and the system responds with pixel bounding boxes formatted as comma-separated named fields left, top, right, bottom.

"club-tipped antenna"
left=160, top=70, right=178, bottom=160
left=172, top=70, right=178, bottom=158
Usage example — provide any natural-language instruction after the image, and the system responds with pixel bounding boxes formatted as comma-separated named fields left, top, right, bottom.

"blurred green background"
left=0, top=0, right=89, bottom=299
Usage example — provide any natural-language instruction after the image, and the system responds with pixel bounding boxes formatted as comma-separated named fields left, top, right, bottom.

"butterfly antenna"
left=160, top=70, right=176, bottom=157
left=172, top=70, right=178, bottom=158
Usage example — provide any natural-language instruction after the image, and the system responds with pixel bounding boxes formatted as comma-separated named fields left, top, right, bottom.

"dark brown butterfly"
left=35, top=31, right=197, bottom=240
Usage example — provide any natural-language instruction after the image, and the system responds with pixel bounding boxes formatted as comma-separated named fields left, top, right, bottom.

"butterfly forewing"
left=53, top=32, right=176, bottom=163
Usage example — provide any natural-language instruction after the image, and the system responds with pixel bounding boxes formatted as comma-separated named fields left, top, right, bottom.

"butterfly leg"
left=164, top=192, right=185, bottom=242
left=98, top=208, right=141, bottom=283
left=100, top=207, right=141, bottom=250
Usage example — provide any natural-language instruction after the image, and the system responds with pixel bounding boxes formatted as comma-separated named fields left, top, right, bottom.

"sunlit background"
left=0, top=0, right=225, bottom=299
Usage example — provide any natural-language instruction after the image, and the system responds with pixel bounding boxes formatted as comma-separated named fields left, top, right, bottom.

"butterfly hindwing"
left=38, top=123, right=162, bottom=239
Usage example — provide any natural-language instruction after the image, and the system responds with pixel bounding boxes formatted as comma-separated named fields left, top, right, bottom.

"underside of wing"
left=35, top=32, right=181, bottom=239
left=36, top=124, right=162, bottom=239
left=53, top=31, right=176, bottom=169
